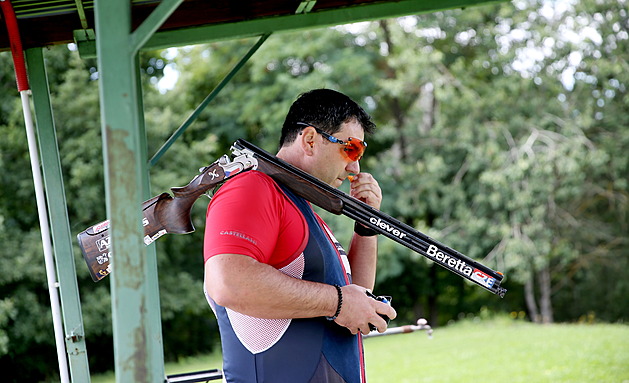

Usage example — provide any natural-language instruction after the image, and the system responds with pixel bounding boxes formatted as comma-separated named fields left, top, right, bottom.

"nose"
left=346, top=160, right=360, bottom=174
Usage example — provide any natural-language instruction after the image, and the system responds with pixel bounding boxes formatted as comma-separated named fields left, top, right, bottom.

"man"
left=203, top=89, right=397, bottom=382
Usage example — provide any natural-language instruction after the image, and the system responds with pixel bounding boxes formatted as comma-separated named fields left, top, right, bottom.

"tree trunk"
left=413, top=301, right=425, bottom=323
left=427, top=264, right=439, bottom=326
left=538, top=266, right=554, bottom=323
left=418, top=82, right=436, bottom=135
left=524, top=275, right=540, bottom=323
left=377, top=20, right=407, bottom=162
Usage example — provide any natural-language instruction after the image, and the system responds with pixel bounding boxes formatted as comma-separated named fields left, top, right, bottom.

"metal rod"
left=20, top=90, right=71, bottom=383
left=130, top=0, right=183, bottom=54
left=74, top=0, right=89, bottom=30
left=149, top=33, right=271, bottom=167
left=26, top=46, right=92, bottom=382
left=363, top=319, right=433, bottom=339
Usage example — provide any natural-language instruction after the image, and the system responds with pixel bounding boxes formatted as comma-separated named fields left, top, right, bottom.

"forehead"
left=337, top=119, right=365, bottom=141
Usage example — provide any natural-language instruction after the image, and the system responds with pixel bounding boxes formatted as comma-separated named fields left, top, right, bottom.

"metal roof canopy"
left=3, top=0, right=505, bottom=382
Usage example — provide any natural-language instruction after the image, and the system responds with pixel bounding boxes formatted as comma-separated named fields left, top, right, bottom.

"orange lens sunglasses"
left=296, top=122, right=367, bottom=162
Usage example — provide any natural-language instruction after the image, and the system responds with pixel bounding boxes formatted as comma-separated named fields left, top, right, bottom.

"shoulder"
left=210, top=170, right=284, bottom=207
left=219, top=170, right=279, bottom=192
left=243, top=170, right=277, bottom=186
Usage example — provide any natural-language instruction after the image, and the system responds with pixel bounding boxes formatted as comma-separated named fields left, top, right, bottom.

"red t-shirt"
left=204, top=171, right=309, bottom=269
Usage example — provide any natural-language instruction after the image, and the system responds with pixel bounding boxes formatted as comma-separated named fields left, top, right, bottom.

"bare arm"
left=204, top=253, right=396, bottom=335
left=205, top=253, right=337, bottom=319
left=346, top=172, right=381, bottom=290
left=347, top=234, right=378, bottom=290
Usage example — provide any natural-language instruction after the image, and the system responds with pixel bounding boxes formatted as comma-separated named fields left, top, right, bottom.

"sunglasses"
left=296, top=122, right=367, bottom=162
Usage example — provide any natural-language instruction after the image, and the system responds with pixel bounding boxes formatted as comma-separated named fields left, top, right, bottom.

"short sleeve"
left=203, top=171, right=306, bottom=266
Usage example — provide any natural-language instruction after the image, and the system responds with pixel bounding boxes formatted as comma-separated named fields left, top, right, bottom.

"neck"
left=277, top=145, right=310, bottom=174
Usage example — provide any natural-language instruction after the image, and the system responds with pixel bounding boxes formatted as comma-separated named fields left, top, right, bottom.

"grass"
left=365, top=318, right=629, bottom=383
left=91, top=352, right=224, bottom=383
left=92, top=318, right=629, bottom=383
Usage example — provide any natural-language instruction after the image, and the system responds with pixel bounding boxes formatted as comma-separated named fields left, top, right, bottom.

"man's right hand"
left=334, top=284, right=397, bottom=335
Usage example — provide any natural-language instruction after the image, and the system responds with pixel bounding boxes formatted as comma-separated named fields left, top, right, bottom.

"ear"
left=299, top=126, right=317, bottom=156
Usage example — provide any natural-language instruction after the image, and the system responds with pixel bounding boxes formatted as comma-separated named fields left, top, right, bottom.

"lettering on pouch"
left=96, top=236, right=111, bottom=252
left=92, top=220, right=110, bottom=233
left=144, top=229, right=167, bottom=245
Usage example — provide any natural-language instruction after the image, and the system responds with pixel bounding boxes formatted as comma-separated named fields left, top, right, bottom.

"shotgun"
left=77, top=139, right=507, bottom=297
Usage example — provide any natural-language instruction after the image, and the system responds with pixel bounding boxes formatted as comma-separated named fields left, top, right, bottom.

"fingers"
left=385, top=303, right=397, bottom=321
left=333, top=284, right=395, bottom=334
left=373, top=302, right=397, bottom=333
left=367, top=297, right=397, bottom=333
left=349, top=173, right=382, bottom=209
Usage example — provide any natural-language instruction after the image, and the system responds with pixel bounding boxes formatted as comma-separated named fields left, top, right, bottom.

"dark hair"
left=279, top=89, right=376, bottom=148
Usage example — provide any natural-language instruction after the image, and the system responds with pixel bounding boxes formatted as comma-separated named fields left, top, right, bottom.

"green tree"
left=321, top=0, right=628, bottom=325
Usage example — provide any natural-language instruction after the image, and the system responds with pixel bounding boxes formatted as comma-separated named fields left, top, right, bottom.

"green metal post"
left=94, top=1, right=159, bottom=381
left=25, top=47, right=91, bottom=382
left=94, top=0, right=182, bottom=380
left=134, top=54, right=165, bottom=377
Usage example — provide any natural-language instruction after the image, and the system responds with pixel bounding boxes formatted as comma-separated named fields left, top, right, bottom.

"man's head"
left=279, top=89, right=375, bottom=148
left=276, top=89, right=376, bottom=187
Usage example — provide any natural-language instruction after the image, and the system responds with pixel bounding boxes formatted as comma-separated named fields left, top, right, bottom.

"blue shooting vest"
left=212, top=184, right=364, bottom=383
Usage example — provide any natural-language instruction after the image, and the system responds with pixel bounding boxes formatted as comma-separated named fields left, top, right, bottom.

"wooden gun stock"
left=77, top=193, right=172, bottom=281
left=77, top=156, right=247, bottom=281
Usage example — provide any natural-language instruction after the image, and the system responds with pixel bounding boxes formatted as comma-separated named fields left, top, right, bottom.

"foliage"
left=0, top=0, right=627, bottom=380
left=340, top=0, right=629, bottom=325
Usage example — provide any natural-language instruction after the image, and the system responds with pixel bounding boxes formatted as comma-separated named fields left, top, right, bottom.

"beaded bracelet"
left=326, top=284, right=343, bottom=320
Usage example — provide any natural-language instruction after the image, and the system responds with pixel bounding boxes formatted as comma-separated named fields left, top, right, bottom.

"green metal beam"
left=130, top=0, right=183, bottom=53
left=149, top=32, right=271, bottom=166
left=92, top=0, right=182, bottom=379
left=74, top=0, right=90, bottom=30
left=94, top=0, right=162, bottom=381
left=76, top=0, right=506, bottom=55
left=26, top=47, right=91, bottom=383
left=146, top=0, right=505, bottom=49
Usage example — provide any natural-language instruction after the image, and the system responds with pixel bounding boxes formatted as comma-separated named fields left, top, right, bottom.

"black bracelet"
left=354, top=222, right=378, bottom=237
left=326, top=284, right=343, bottom=320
